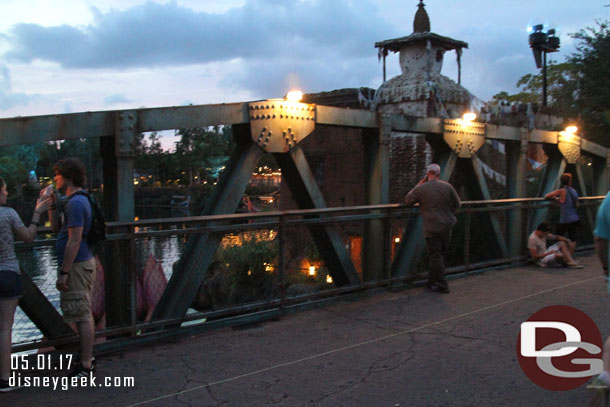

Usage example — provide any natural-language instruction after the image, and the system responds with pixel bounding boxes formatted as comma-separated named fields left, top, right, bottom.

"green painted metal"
left=18, top=272, right=73, bottom=341
left=592, top=154, right=610, bottom=196
left=574, top=163, right=595, bottom=231
left=362, top=116, right=390, bottom=281
left=506, top=135, right=528, bottom=257
left=471, top=156, right=510, bottom=258
left=0, top=111, right=115, bottom=146
left=316, top=105, right=377, bottom=128
left=153, top=125, right=265, bottom=319
left=138, top=103, right=249, bottom=131
left=531, top=145, right=566, bottom=231
left=273, top=146, right=360, bottom=286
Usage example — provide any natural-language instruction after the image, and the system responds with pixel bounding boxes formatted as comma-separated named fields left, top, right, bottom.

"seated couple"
left=528, top=222, right=583, bottom=268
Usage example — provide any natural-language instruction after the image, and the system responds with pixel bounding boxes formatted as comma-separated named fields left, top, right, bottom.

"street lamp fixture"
left=528, top=20, right=560, bottom=107
left=462, top=112, right=476, bottom=122
left=565, top=125, right=578, bottom=135
left=286, top=90, right=303, bottom=102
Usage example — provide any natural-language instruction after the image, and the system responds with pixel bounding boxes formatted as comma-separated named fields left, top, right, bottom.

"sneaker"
left=425, top=283, right=450, bottom=293
left=567, top=262, right=584, bottom=269
left=69, top=361, right=95, bottom=379
left=0, top=379, right=21, bottom=393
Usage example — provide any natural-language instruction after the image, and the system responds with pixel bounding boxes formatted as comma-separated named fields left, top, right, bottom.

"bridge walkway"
left=4, top=254, right=608, bottom=407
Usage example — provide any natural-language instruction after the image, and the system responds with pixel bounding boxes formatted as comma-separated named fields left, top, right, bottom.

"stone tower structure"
left=374, top=1, right=474, bottom=200
left=374, top=0, right=472, bottom=118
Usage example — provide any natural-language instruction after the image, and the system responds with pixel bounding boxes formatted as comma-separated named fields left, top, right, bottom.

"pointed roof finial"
left=413, top=0, right=430, bottom=33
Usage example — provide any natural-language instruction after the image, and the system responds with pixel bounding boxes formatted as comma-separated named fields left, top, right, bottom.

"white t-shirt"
left=0, top=206, right=25, bottom=273
left=527, top=231, right=548, bottom=256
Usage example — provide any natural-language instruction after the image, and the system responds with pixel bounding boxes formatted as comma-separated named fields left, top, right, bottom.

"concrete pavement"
left=3, top=254, right=608, bottom=406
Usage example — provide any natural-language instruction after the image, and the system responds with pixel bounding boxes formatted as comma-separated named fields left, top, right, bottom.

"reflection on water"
left=13, top=235, right=184, bottom=345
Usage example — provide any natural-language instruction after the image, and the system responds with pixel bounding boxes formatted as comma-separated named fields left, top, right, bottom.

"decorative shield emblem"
left=248, top=100, right=316, bottom=153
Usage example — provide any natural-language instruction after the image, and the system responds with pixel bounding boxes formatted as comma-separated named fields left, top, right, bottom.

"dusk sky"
left=0, top=0, right=608, bottom=148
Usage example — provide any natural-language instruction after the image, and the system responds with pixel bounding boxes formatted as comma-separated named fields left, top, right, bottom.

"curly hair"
left=53, top=158, right=87, bottom=188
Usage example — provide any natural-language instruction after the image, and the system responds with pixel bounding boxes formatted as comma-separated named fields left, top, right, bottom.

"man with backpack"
left=47, top=158, right=97, bottom=379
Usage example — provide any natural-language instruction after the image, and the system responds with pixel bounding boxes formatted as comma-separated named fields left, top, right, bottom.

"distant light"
left=565, top=125, right=578, bottom=135
left=286, top=90, right=303, bottom=102
left=134, top=216, right=139, bottom=221
left=308, top=266, right=316, bottom=276
left=326, top=275, right=333, bottom=284
left=394, top=237, right=401, bottom=244
left=462, top=112, right=476, bottom=122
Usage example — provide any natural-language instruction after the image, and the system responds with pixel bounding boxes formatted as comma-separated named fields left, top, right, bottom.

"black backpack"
left=69, top=191, right=107, bottom=246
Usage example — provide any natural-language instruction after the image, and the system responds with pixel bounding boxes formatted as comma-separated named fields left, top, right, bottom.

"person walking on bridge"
left=404, top=163, right=460, bottom=293
left=47, top=158, right=96, bottom=379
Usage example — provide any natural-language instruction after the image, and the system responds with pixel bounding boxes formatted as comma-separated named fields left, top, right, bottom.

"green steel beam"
left=506, top=133, right=528, bottom=257
left=273, top=146, right=360, bottom=286
left=153, top=125, right=264, bottom=319
left=19, top=271, right=74, bottom=341
left=1, top=103, right=608, bottom=161
left=362, top=115, right=390, bottom=281
left=582, top=139, right=608, bottom=158
left=471, top=156, right=510, bottom=258
left=574, top=163, right=595, bottom=233
left=531, top=145, right=566, bottom=231
left=0, top=111, right=115, bottom=146
left=316, top=106, right=377, bottom=128
left=592, top=154, right=610, bottom=195
left=137, top=103, right=249, bottom=132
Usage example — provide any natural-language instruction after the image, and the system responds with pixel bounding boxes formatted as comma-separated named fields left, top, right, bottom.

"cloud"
left=104, top=93, right=134, bottom=105
left=223, top=56, right=381, bottom=97
left=4, top=0, right=391, bottom=69
left=0, top=64, right=37, bottom=110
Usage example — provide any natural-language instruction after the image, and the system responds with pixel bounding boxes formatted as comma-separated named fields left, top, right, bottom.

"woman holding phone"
left=0, top=178, right=50, bottom=392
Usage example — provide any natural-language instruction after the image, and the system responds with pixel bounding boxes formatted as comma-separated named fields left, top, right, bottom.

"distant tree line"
left=493, top=20, right=610, bottom=147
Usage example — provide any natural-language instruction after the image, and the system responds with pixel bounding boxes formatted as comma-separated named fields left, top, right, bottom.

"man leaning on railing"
left=404, top=163, right=461, bottom=294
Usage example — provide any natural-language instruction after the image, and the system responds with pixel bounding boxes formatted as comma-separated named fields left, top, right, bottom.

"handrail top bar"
left=108, top=196, right=606, bottom=228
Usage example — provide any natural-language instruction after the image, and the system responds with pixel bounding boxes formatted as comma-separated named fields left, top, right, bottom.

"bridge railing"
left=12, top=196, right=605, bottom=352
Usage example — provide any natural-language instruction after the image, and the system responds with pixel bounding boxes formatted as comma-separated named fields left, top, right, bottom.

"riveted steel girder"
left=153, top=125, right=265, bottom=319
left=19, top=272, right=73, bottom=342
left=470, top=156, right=510, bottom=258
left=274, top=146, right=360, bottom=286
left=362, top=115, right=390, bottom=281
left=506, top=130, right=528, bottom=257
left=530, top=145, right=566, bottom=231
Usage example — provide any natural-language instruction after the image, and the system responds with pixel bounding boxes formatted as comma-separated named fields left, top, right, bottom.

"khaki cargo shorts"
left=59, top=257, right=96, bottom=324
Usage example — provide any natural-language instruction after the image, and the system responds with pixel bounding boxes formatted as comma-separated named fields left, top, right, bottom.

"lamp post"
left=528, top=22, right=560, bottom=107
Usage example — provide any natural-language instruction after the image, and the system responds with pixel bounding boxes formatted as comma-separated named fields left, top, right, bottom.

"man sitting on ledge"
left=527, top=222, right=583, bottom=268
